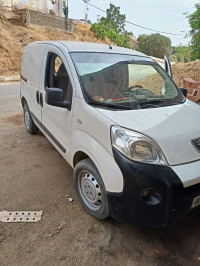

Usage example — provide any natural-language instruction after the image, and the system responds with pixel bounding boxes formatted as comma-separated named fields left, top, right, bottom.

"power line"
left=125, top=20, right=183, bottom=36
left=83, top=1, right=184, bottom=36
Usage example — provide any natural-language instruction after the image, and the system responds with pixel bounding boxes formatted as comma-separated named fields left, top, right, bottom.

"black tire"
left=73, top=158, right=109, bottom=219
left=23, top=103, right=39, bottom=134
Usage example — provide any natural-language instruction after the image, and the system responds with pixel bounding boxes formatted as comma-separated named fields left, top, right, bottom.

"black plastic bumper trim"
left=31, top=112, right=66, bottom=153
left=107, top=147, right=200, bottom=228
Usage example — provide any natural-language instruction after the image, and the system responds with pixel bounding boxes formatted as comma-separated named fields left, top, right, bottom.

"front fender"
left=70, top=130, right=124, bottom=193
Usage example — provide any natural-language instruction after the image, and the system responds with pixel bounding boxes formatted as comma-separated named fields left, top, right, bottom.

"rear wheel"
left=73, top=158, right=109, bottom=219
left=23, top=103, right=39, bottom=134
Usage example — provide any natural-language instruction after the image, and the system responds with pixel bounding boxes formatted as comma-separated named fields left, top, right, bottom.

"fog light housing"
left=141, top=189, right=162, bottom=205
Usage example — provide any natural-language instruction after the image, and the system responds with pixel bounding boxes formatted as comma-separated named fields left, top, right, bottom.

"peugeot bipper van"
left=20, top=41, right=200, bottom=227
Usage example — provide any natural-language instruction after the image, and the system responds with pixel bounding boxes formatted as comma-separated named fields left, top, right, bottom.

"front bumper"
left=107, top=148, right=200, bottom=227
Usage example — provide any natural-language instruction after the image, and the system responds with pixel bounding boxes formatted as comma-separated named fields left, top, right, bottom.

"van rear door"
left=21, top=43, right=47, bottom=122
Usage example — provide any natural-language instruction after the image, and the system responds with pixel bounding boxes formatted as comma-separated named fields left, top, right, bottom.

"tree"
left=91, top=3, right=131, bottom=48
left=172, top=45, right=190, bottom=62
left=99, top=4, right=126, bottom=34
left=137, top=34, right=172, bottom=58
left=63, top=0, right=69, bottom=18
left=169, top=54, right=178, bottom=62
left=186, top=3, right=200, bottom=60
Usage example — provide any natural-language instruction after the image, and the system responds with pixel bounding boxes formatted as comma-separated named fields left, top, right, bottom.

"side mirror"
left=164, top=55, right=173, bottom=79
left=180, top=88, right=188, bottom=98
left=45, top=88, right=71, bottom=110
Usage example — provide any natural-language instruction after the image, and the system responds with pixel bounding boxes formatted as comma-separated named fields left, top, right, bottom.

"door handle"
left=36, top=90, right=39, bottom=104
left=40, top=93, right=43, bottom=107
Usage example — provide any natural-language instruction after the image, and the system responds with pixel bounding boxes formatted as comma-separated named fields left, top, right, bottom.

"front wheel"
left=73, top=158, right=109, bottom=219
left=23, top=103, right=39, bottom=134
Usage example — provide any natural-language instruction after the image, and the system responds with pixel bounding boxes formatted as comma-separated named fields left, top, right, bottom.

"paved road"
left=0, top=82, right=200, bottom=266
left=0, top=82, right=21, bottom=119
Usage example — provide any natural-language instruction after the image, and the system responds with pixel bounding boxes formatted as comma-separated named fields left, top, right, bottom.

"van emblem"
left=192, top=138, right=200, bottom=152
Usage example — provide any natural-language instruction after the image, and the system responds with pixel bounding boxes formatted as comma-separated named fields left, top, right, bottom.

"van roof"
left=60, top=41, right=145, bottom=56
left=33, top=41, right=146, bottom=57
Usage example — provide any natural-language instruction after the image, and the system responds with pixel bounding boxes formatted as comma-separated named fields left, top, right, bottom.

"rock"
left=60, top=256, right=67, bottom=260
left=87, top=226, right=94, bottom=234
left=49, top=10, right=56, bottom=16
left=99, top=233, right=113, bottom=247
left=68, top=198, right=73, bottom=202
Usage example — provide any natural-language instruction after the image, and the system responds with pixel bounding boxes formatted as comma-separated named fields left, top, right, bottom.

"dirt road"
left=0, top=82, right=200, bottom=266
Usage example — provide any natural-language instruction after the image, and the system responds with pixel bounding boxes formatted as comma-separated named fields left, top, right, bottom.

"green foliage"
left=137, top=34, right=172, bottom=58
left=91, top=24, right=106, bottom=40
left=186, top=3, right=200, bottom=60
left=99, top=4, right=126, bottom=34
left=91, top=4, right=131, bottom=48
left=63, top=0, right=69, bottom=18
left=169, top=54, right=178, bottom=62
left=172, top=45, right=190, bottom=62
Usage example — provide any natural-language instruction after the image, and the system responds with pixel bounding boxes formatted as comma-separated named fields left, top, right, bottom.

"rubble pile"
left=172, top=60, right=200, bottom=101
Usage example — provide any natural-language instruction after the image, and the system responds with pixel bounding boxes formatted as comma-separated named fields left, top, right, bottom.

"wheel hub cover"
left=79, top=171, right=102, bottom=210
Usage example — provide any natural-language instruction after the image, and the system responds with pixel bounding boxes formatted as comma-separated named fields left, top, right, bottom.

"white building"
left=0, top=0, right=64, bottom=16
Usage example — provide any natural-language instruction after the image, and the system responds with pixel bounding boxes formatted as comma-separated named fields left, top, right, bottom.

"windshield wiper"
left=138, top=99, right=165, bottom=109
left=88, top=101, right=132, bottom=110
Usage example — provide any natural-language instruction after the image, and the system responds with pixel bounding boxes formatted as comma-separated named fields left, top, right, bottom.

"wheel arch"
left=21, top=96, right=27, bottom=107
left=71, top=142, right=123, bottom=193
left=73, top=151, right=89, bottom=168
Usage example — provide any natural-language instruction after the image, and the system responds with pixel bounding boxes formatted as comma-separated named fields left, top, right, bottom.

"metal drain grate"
left=0, top=211, right=43, bottom=223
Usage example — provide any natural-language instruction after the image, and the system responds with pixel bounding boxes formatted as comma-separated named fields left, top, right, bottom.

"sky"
left=68, top=0, right=199, bottom=46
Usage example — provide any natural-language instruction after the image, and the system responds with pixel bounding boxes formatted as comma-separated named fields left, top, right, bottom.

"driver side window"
left=45, top=53, right=72, bottom=102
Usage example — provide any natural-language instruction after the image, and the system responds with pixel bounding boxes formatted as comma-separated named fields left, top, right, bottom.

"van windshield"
left=70, top=52, right=184, bottom=110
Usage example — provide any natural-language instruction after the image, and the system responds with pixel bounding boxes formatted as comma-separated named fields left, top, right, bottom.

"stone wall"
left=13, top=9, right=74, bottom=33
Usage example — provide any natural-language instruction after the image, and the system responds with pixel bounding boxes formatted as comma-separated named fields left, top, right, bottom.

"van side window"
left=45, top=53, right=72, bottom=102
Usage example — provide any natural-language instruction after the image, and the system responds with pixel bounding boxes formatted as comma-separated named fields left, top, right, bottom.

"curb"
left=0, top=75, right=20, bottom=83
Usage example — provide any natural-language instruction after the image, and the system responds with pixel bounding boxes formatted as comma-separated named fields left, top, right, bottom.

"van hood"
left=97, top=100, right=200, bottom=166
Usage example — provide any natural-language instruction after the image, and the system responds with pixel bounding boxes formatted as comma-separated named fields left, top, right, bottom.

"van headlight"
left=111, top=126, right=167, bottom=165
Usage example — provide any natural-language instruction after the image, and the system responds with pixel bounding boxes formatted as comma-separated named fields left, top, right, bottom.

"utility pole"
left=83, top=0, right=89, bottom=21
left=58, top=0, right=63, bottom=17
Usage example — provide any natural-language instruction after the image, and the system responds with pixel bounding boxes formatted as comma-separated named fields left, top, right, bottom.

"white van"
left=20, top=41, right=200, bottom=227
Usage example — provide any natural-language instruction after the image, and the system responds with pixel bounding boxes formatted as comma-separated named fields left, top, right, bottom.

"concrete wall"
left=13, top=9, right=74, bottom=34
left=0, top=0, right=63, bottom=16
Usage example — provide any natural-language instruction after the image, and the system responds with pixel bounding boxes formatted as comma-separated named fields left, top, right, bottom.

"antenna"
left=104, top=39, right=112, bottom=49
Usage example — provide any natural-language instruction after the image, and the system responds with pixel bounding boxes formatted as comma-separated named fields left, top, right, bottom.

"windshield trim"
left=70, top=52, right=185, bottom=111
left=70, top=51, right=153, bottom=61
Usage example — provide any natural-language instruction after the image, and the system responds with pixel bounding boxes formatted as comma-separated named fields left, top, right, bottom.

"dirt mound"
left=0, top=10, right=103, bottom=77
left=172, top=60, right=200, bottom=101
